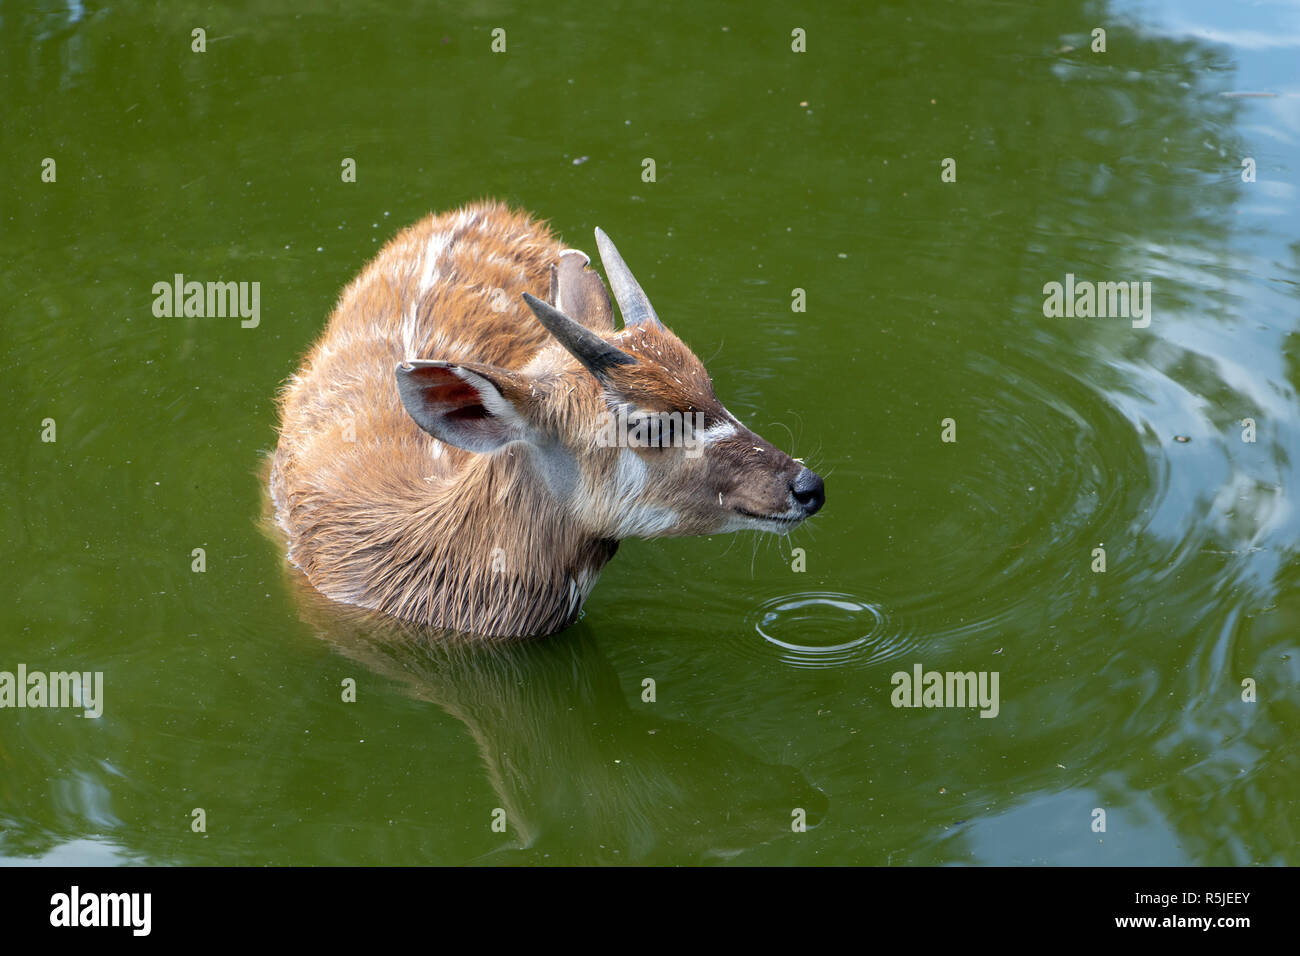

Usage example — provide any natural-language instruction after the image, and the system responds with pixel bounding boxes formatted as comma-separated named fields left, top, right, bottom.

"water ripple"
left=744, top=591, right=919, bottom=669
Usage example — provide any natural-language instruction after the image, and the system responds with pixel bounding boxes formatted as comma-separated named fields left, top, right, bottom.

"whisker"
left=704, top=336, right=726, bottom=365
left=767, top=419, right=797, bottom=456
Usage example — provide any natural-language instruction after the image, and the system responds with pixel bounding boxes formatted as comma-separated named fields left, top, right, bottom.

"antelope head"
left=395, top=229, right=825, bottom=542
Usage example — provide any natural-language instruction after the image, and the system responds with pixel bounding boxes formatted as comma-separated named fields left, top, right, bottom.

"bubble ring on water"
left=748, top=591, right=914, bottom=669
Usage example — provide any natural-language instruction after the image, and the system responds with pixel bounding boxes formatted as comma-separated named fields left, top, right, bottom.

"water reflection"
left=285, top=565, right=827, bottom=864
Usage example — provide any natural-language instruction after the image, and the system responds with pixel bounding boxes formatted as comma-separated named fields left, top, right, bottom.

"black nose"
left=790, top=467, right=825, bottom=516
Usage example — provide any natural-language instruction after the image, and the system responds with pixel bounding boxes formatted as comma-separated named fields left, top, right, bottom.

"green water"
left=2, top=0, right=1297, bottom=865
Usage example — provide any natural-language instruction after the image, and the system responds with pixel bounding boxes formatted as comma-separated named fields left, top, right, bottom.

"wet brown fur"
left=271, top=201, right=806, bottom=637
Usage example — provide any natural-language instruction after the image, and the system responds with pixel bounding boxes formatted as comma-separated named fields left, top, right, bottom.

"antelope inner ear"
left=552, top=250, right=615, bottom=331
left=395, top=360, right=530, bottom=454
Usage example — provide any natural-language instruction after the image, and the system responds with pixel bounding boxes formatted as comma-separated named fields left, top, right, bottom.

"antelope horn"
left=521, top=292, right=635, bottom=378
left=594, top=227, right=663, bottom=329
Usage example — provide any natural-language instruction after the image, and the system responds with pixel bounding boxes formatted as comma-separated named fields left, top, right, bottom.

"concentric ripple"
left=746, top=591, right=920, bottom=669
left=735, top=336, right=1198, bottom=672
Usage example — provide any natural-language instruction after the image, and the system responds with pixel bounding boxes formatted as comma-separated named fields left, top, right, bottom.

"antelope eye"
left=625, top=409, right=687, bottom=449
left=660, top=415, right=678, bottom=446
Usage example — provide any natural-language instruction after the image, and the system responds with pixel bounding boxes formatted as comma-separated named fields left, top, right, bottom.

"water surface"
left=2, top=0, right=1297, bottom=864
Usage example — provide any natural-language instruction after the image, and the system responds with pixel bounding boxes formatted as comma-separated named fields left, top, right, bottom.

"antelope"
left=269, top=200, right=825, bottom=638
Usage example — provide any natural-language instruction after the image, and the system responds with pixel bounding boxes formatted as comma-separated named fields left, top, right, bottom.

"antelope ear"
left=551, top=249, right=615, bottom=331
left=395, top=360, right=531, bottom=453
